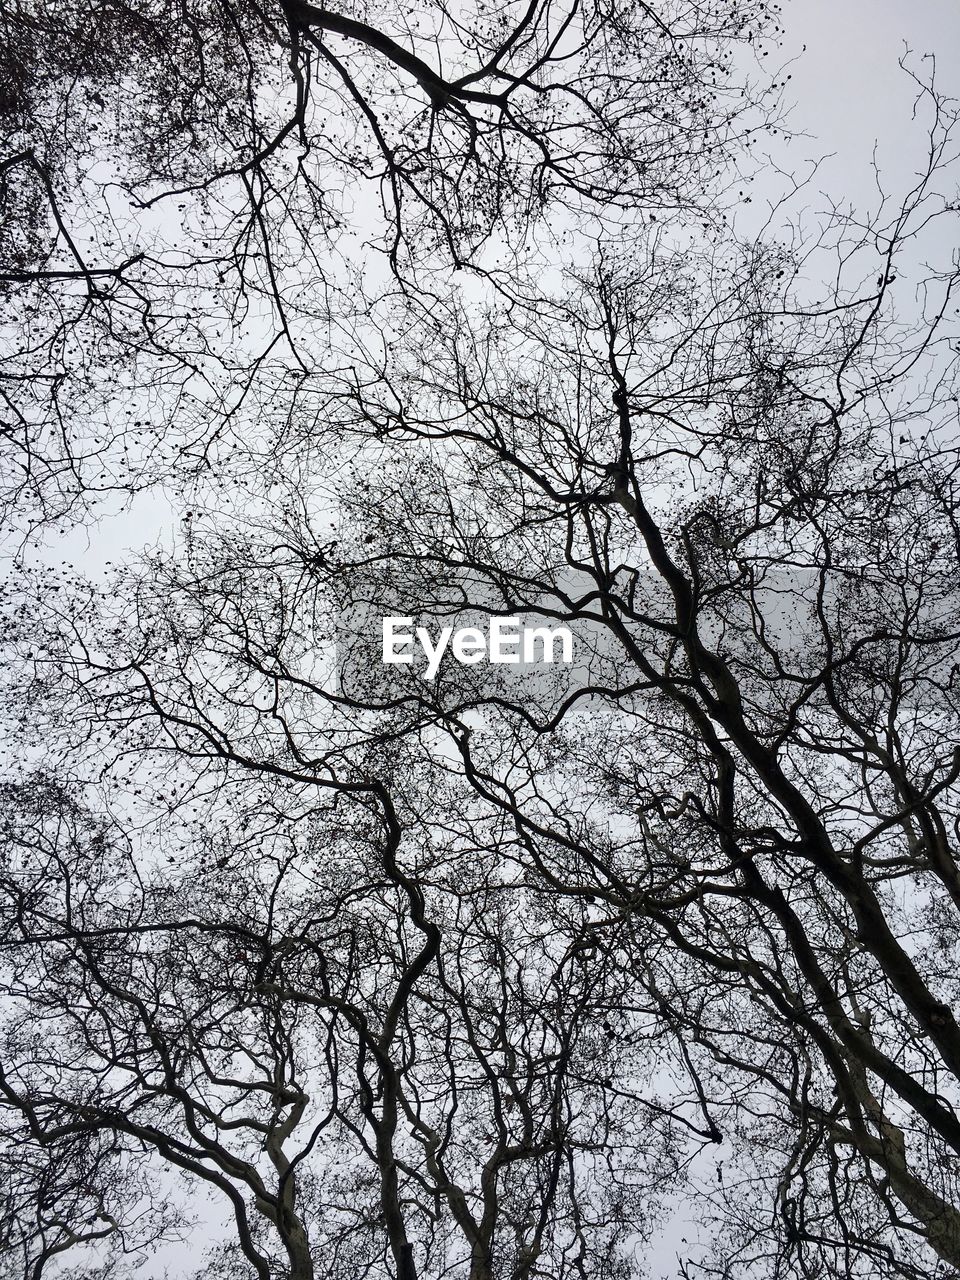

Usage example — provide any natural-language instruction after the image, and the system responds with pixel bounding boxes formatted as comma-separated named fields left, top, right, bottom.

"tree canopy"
left=3, top=3, right=960, bottom=1279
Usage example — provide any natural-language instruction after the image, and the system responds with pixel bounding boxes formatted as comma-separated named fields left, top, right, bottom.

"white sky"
left=784, top=0, right=960, bottom=189
left=8, top=2, right=960, bottom=1276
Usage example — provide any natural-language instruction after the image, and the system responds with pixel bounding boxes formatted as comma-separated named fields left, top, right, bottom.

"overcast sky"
left=9, top=5, right=960, bottom=1274
left=783, top=0, right=959, bottom=190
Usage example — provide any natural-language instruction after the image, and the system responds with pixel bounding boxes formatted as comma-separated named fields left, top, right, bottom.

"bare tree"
left=1, top=0, right=782, bottom=527
left=0, top=750, right=697, bottom=1277
left=4, top=4, right=960, bottom=1279
left=294, top=77, right=960, bottom=1275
